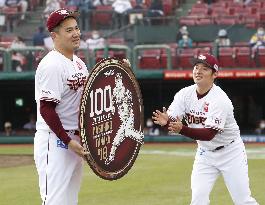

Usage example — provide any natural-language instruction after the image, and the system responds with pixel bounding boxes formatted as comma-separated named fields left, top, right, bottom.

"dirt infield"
left=0, top=155, right=34, bottom=168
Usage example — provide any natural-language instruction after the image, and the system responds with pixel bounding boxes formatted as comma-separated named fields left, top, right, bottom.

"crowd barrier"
left=0, top=44, right=173, bottom=73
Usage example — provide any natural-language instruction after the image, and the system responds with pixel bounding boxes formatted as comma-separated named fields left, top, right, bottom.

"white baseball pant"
left=34, top=130, right=84, bottom=205
left=190, top=138, right=259, bottom=205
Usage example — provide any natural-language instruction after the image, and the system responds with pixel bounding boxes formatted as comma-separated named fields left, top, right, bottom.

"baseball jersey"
left=35, top=50, right=88, bottom=131
left=167, top=84, right=240, bottom=150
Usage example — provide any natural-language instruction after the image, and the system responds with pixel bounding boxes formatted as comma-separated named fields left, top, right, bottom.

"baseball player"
left=34, top=9, right=89, bottom=205
left=152, top=54, right=259, bottom=205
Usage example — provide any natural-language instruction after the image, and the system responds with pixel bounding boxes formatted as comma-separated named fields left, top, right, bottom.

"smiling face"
left=52, top=17, right=81, bottom=54
left=193, top=63, right=218, bottom=93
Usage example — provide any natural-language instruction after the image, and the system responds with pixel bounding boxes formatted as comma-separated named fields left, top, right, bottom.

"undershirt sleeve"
left=179, top=126, right=218, bottom=141
left=40, top=100, right=72, bottom=145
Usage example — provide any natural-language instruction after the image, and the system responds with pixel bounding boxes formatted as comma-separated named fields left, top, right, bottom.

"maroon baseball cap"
left=46, top=8, right=79, bottom=32
left=192, top=53, right=219, bottom=71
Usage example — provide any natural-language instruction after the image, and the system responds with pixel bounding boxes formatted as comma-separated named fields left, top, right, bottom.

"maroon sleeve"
left=179, top=125, right=218, bottom=141
left=40, top=100, right=72, bottom=145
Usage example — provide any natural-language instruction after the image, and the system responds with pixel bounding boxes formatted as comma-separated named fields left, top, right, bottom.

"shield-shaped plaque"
left=79, top=58, right=144, bottom=180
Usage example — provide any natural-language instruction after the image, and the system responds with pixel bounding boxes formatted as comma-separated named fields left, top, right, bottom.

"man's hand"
left=168, top=118, right=183, bottom=134
left=152, top=107, right=169, bottom=126
left=68, top=139, right=88, bottom=158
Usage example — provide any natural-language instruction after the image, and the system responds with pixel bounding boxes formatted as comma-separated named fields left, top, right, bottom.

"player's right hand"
left=152, top=107, right=169, bottom=126
left=68, top=139, right=89, bottom=158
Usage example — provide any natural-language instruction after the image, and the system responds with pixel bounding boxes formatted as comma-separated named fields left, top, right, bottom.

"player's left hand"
left=168, top=118, right=183, bottom=134
left=68, top=139, right=89, bottom=158
left=152, top=107, right=169, bottom=126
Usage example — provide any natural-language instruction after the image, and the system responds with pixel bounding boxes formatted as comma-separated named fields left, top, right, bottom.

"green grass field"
left=0, top=143, right=264, bottom=205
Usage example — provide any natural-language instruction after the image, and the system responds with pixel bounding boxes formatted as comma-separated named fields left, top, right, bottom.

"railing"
left=7, top=46, right=46, bottom=71
left=1, top=44, right=265, bottom=80
left=90, top=44, right=132, bottom=68
left=0, top=46, right=46, bottom=72
left=0, top=47, right=8, bottom=71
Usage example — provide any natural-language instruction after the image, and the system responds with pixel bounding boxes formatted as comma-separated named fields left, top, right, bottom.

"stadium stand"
left=1, top=0, right=265, bottom=139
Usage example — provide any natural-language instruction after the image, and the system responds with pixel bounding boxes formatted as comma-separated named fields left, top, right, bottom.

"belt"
left=212, top=140, right=235, bottom=152
left=65, top=130, right=80, bottom=136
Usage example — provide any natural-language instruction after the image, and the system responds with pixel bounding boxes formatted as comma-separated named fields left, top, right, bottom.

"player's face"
left=53, top=17, right=81, bottom=52
left=193, top=63, right=217, bottom=87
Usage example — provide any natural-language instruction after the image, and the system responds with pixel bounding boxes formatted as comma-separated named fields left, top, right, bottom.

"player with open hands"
left=152, top=107, right=168, bottom=126
left=152, top=107, right=183, bottom=134
left=152, top=54, right=259, bottom=205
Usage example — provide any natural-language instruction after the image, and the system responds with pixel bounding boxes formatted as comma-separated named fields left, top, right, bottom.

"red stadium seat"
left=235, top=47, right=255, bottom=68
left=244, top=15, right=258, bottom=28
left=196, top=42, right=213, bottom=49
left=259, top=11, right=265, bottom=22
left=192, top=2, right=208, bottom=9
left=138, top=49, right=161, bottom=69
left=229, top=7, right=245, bottom=17
left=197, top=47, right=211, bottom=56
left=218, top=47, right=236, bottom=68
left=190, top=7, right=209, bottom=17
left=210, top=1, right=228, bottom=11
left=248, top=1, right=263, bottom=8
left=106, top=38, right=125, bottom=45
left=91, top=5, right=113, bottom=29
left=196, top=17, right=214, bottom=25
left=179, top=17, right=196, bottom=26
left=106, top=38, right=127, bottom=59
left=256, top=48, right=265, bottom=67
left=226, top=1, right=244, bottom=10
left=177, top=48, right=198, bottom=69
left=211, top=7, right=230, bottom=18
left=215, top=17, right=238, bottom=25
left=246, top=5, right=260, bottom=15
left=233, top=42, right=250, bottom=47
left=95, top=50, right=115, bottom=63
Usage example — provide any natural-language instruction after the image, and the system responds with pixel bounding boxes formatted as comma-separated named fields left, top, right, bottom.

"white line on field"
left=140, top=148, right=265, bottom=159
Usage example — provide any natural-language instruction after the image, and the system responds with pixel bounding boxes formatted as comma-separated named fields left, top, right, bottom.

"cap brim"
left=191, top=58, right=213, bottom=69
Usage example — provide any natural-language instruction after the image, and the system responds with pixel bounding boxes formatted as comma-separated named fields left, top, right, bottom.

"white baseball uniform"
left=167, top=84, right=259, bottom=205
left=34, top=50, right=88, bottom=205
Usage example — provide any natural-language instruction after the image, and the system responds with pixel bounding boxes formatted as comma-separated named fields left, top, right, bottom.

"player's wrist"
left=61, top=131, right=72, bottom=145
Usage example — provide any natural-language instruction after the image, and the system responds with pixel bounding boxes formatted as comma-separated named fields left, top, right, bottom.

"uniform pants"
left=34, top=130, right=84, bottom=205
left=190, top=138, right=259, bottom=205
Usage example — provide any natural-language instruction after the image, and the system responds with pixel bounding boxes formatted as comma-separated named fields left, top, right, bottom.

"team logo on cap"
left=214, top=64, right=218, bottom=70
left=56, top=9, right=69, bottom=15
left=198, top=54, right=206, bottom=60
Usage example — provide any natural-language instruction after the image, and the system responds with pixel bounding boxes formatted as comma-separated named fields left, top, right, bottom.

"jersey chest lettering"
left=185, top=113, right=207, bottom=125
left=66, top=59, right=87, bottom=91
left=184, top=101, right=209, bottom=125
left=67, top=72, right=87, bottom=91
